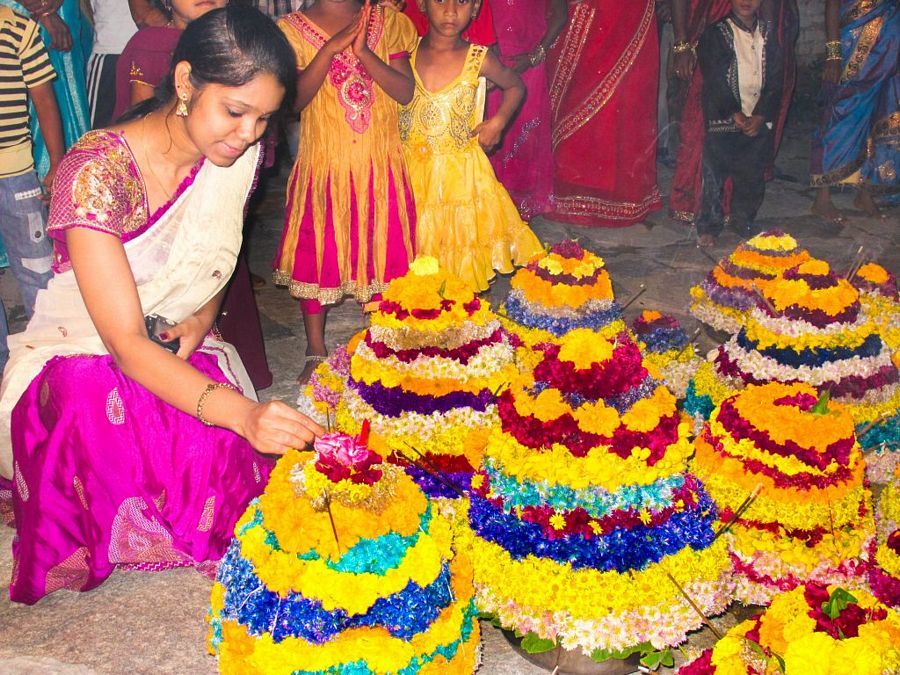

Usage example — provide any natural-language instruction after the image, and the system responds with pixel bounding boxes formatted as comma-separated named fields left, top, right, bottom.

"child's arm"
left=697, top=26, right=743, bottom=129
left=472, top=50, right=524, bottom=151
left=353, top=5, right=414, bottom=105
left=29, top=80, right=63, bottom=192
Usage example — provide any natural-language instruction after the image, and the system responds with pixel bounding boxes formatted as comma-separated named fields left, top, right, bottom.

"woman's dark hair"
left=119, top=6, right=296, bottom=123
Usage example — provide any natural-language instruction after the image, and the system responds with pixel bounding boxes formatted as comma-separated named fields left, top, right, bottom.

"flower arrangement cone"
left=208, top=432, right=480, bottom=674
left=466, top=326, right=732, bottom=661
left=871, top=465, right=900, bottom=607
left=632, top=310, right=703, bottom=399
left=691, top=382, right=875, bottom=605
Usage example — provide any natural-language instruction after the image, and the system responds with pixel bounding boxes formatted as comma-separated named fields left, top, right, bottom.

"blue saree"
left=810, top=0, right=899, bottom=199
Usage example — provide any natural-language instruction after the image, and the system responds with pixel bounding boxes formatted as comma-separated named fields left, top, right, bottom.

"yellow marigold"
left=557, top=328, right=615, bottom=369
left=747, top=231, right=799, bottom=252
left=783, top=632, right=836, bottom=674
left=796, top=259, right=831, bottom=276
left=640, top=310, right=663, bottom=322
left=409, top=255, right=441, bottom=276
left=572, top=399, right=620, bottom=436
left=857, top=262, right=890, bottom=285
left=620, top=385, right=674, bottom=433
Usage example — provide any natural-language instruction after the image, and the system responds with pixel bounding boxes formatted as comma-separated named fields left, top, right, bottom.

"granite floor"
left=0, top=122, right=897, bottom=674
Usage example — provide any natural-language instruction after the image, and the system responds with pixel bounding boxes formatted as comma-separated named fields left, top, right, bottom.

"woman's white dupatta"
left=0, top=143, right=262, bottom=478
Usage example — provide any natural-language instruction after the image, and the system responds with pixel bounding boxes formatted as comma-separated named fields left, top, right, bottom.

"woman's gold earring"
left=176, top=94, right=189, bottom=118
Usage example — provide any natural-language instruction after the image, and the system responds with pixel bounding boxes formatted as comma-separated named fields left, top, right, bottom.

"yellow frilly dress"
left=399, top=43, right=542, bottom=292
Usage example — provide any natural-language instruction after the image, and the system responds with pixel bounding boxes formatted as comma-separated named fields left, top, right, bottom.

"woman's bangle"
left=673, top=40, right=695, bottom=55
left=196, top=382, right=236, bottom=427
left=529, top=43, right=546, bottom=67
left=825, top=40, right=841, bottom=61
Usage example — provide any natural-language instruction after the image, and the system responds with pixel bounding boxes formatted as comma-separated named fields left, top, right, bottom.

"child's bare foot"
left=811, top=187, right=847, bottom=225
left=697, top=233, right=716, bottom=248
left=853, top=189, right=884, bottom=218
left=297, top=353, right=327, bottom=386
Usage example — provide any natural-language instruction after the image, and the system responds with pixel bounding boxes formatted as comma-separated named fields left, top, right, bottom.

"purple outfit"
left=487, top=0, right=555, bottom=220
left=112, top=26, right=181, bottom=122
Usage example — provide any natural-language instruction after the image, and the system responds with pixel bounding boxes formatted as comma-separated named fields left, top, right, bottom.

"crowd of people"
left=0, top=0, right=895, bottom=603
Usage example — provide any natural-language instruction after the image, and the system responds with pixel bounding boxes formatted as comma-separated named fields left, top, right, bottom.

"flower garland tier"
left=632, top=310, right=702, bottom=399
left=500, top=240, right=626, bottom=354
left=677, top=584, right=900, bottom=675
left=852, top=263, right=899, bottom=360
left=870, top=466, right=900, bottom=607
left=208, top=433, right=480, bottom=675
left=335, top=256, right=518, bottom=501
left=690, top=382, right=875, bottom=605
left=298, top=341, right=357, bottom=427
left=689, top=230, right=811, bottom=334
left=465, top=326, right=732, bottom=658
left=685, top=259, right=900, bottom=450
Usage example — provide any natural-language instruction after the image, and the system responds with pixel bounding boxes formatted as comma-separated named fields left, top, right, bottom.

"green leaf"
left=437, top=280, right=447, bottom=299
left=772, top=653, right=786, bottom=672
left=641, top=652, right=662, bottom=670
left=590, top=641, right=652, bottom=663
left=811, top=390, right=830, bottom=415
left=661, top=650, right=675, bottom=668
left=822, top=587, right=858, bottom=619
left=520, top=632, right=557, bottom=654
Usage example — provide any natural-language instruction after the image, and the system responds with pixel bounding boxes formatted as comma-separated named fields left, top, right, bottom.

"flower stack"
left=335, top=256, right=518, bottom=500
left=852, top=262, right=899, bottom=357
left=631, top=310, right=702, bottom=399
left=678, top=584, right=900, bottom=675
left=297, top=341, right=356, bottom=426
left=871, top=466, right=900, bottom=606
left=466, top=326, right=732, bottom=657
left=501, top=240, right=626, bottom=354
left=689, top=230, right=810, bottom=334
left=686, top=259, right=900, bottom=449
left=208, top=432, right=480, bottom=674
left=691, top=382, right=874, bottom=605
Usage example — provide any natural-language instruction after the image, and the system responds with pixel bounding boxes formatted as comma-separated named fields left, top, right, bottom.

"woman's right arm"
left=66, top=227, right=323, bottom=454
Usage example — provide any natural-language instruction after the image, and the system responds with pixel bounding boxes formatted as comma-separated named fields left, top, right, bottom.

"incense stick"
left=621, top=284, right=647, bottom=311
left=665, top=571, right=723, bottom=640
left=324, top=494, right=341, bottom=555
left=714, top=484, right=762, bottom=540
left=857, top=412, right=889, bottom=439
left=845, top=245, right=864, bottom=280
left=401, top=444, right=467, bottom=498
left=675, top=327, right=702, bottom=359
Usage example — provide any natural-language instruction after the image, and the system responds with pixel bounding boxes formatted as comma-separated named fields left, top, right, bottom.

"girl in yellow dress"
left=399, top=0, right=542, bottom=293
left=275, top=1, right=418, bottom=383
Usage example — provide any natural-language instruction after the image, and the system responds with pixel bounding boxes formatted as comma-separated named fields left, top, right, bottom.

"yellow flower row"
left=692, top=434, right=865, bottom=506
left=765, top=272, right=859, bottom=317
left=467, top=530, right=730, bottom=620
left=484, top=426, right=693, bottom=491
left=351, top=354, right=512, bottom=396
left=691, top=361, right=738, bottom=406
left=876, top=541, right=900, bottom=579
left=510, top=267, right=614, bottom=308
left=743, top=313, right=877, bottom=350
left=214, top=555, right=478, bottom=675
left=239, top=506, right=453, bottom=613
left=556, top=327, right=616, bottom=368
left=256, top=452, right=427, bottom=557
left=694, top=458, right=869, bottom=532
left=745, top=231, right=802, bottom=252
left=536, top=250, right=606, bottom=279
left=841, top=385, right=900, bottom=425
left=728, top=247, right=810, bottom=276
left=857, top=263, right=892, bottom=285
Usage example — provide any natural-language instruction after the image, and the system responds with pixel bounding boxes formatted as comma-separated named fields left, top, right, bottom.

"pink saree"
left=0, top=131, right=273, bottom=604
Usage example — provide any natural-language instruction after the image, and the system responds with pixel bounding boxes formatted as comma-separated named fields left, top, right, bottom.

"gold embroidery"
left=877, top=161, right=896, bottom=183
left=810, top=157, right=864, bottom=187
left=39, top=380, right=49, bottom=407
left=841, top=0, right=883, bottom=27
left=14, top=460, right=28, bottom=502
left=670, top=209, right=695, bottom=223
left=552, top=0, right=656, bottom=150
left=272, top=271, right=391, bottom=304
left=45, top=547, right=90, bottom=594
left=128, top=61, right=144, bottom=79
left=871, top=111, right=900, bottom=142
left=400, top=44, right=487, bottom=155
left=197, top=496, right=216, bottom=532
left=554, top=188, right=662, bottom=221
left=154, top=489, right=166, bottom=511
left=548, top=2, right=595, bottom=121
left=73, top=476, right=88, bottom=510
left=841, top=15, right=884, bottom=82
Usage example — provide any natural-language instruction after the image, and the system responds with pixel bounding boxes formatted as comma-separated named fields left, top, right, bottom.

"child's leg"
left=0, top=173, right=53, bottom=318
left=298, top=299, right=328, bottom=385
left=729, top=131, right=770, bottom=235
left=696, top=134, right=729, bottom=243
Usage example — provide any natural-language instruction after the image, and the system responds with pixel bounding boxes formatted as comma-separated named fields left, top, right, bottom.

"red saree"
left=547, top=0, right=662, bottom=227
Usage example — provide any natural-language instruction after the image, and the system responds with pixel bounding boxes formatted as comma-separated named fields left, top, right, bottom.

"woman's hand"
left=238, top=400, right=324, bottom=455
left=162, top=314, right=209, bottom=360
left=672, top=49, right=695, bottom=80
left=509, top=53, right=532, bottom=74
left=472, top=117, right=505, bottom=151
left=39, top=13, right=72, bottom=51
left=352, top=4, right=373, bottom=59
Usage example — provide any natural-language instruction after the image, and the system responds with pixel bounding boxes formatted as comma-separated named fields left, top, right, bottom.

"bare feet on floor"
left=296, top=352, right=327, bottom=386
left=853, top=190, right=884, bottom=218
left=697, top=233, right=716, bottom=248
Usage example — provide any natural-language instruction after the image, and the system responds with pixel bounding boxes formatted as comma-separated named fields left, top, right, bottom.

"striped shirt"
left=0, top=7, right=56, bottom=177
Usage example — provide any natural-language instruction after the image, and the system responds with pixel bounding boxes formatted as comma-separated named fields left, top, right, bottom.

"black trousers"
left=697, top=128, right=771, bottom=236
left=86, top=53, right=119, bottom=129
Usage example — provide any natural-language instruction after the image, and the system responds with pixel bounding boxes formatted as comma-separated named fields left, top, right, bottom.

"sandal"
left=296, top=354, right=327, bottom=386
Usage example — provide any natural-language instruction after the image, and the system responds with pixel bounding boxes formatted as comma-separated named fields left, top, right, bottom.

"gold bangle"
left=825, top=40, right=841, bottom=61
left=673, top=40, right=695, bottom=55
left=529, top=43, right=546, bottom=67
left=196, top=382, right=236, bottom=427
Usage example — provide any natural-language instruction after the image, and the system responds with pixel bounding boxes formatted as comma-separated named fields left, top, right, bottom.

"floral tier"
left=871, top=467, right=900, bottom=607
left=335, top=257, right=518, bottom=499
left=689, top=230, right=811, bottom=334
left=632, top=310, right=702, bottom=399
left=677, top=584, right=900, bottom=675
left=686, top=260, right=900, bottom=449
left=852, top=262, right=899, bottom=357
left=298, top=341, right=356, bottom=426
left=466, top=327, right=732, bottom=657
left=691, top=382, right=874, bottom=605
left=500, top=240, right=626, bottom=350
left=207, top=435, right=480, bottom=674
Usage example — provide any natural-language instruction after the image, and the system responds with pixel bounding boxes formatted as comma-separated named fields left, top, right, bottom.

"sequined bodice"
left=400, top=43, right=487, bottom=155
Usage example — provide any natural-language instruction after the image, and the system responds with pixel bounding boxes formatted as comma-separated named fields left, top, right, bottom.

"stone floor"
left=0, top=122, right=897, bottom=674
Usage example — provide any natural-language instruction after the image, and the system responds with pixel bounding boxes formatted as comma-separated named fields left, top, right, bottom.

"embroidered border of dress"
left=841, top=15, right=884, bottom=83
left=271, top=272, right=390, bottom=304
left=871, top=111, right=900, bottom=142
left=842, top=0, right=884, bottom=27
left=548, top=2, right=594, bottom=121
left=551, top=0, right=655, bottom=150
left=810, top=156, right=865, bottom=187
left=554, top=187, right=662, bottom=221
